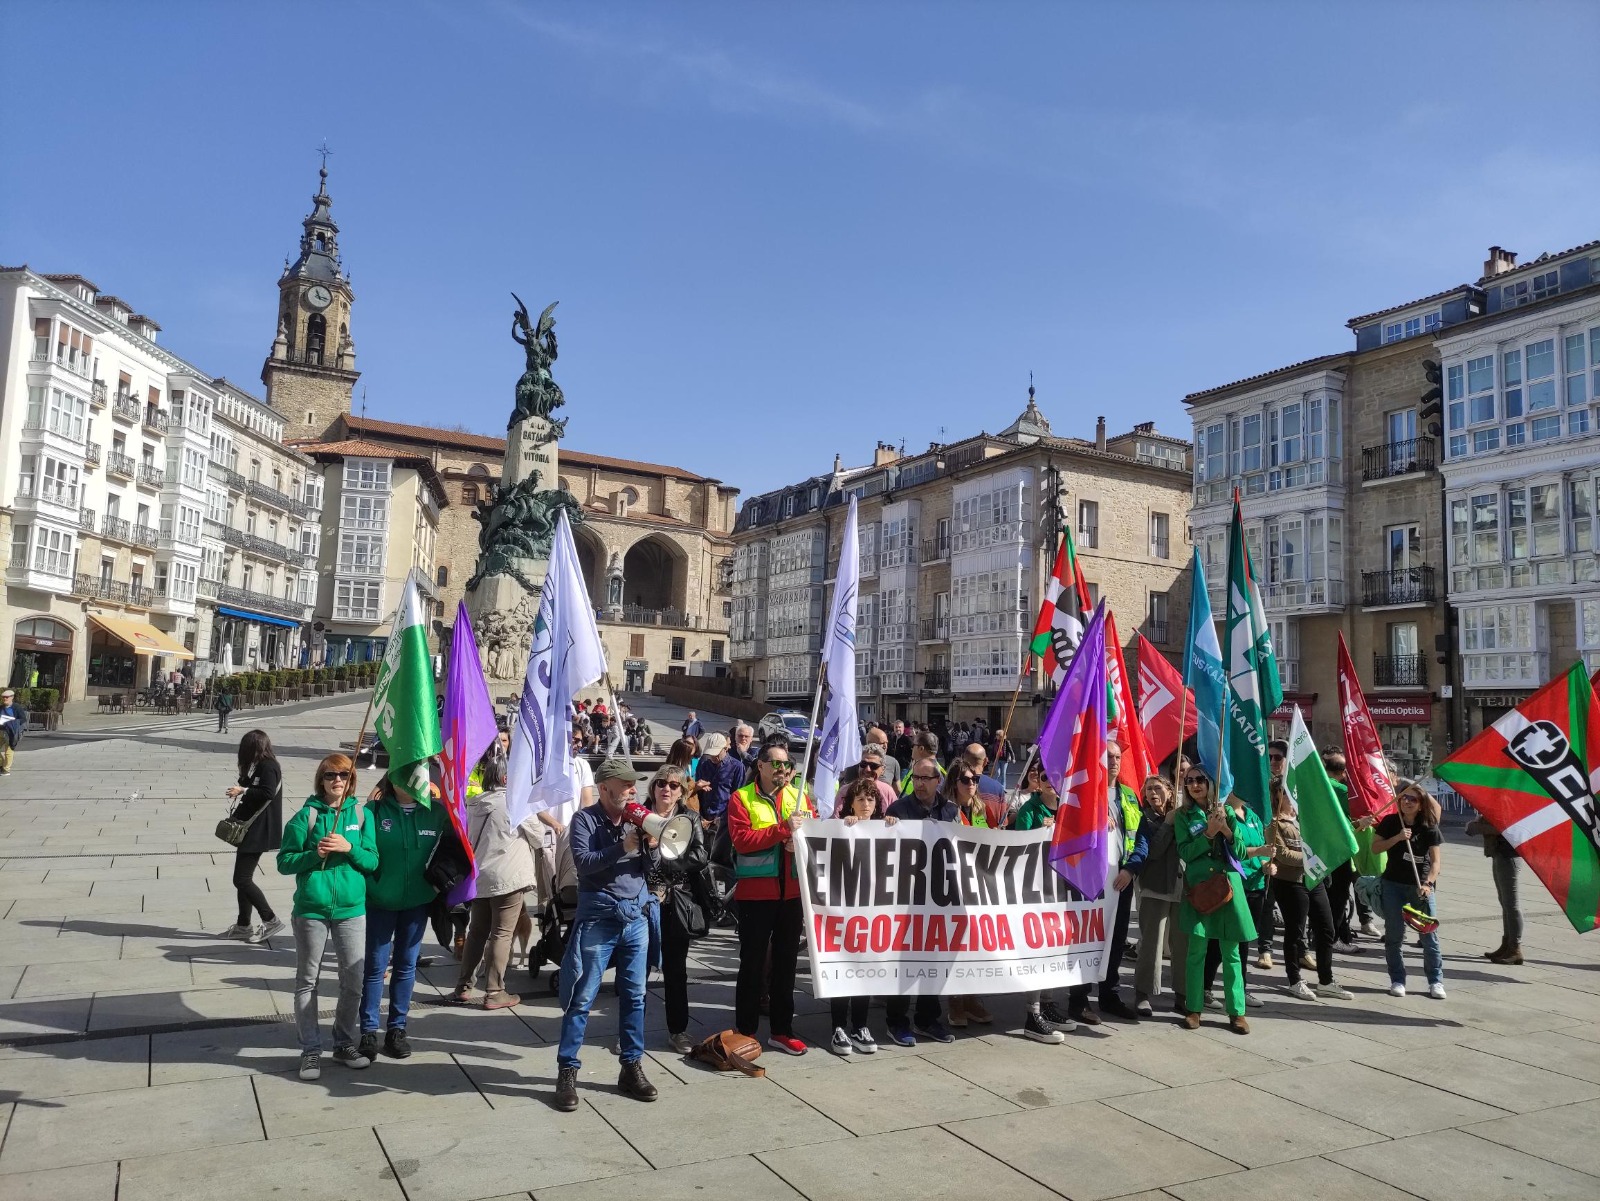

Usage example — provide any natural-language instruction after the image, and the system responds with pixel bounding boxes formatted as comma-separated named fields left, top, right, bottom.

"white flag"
left=812, top=495, right=862, bottom=817
left=505, top=509, right=608, bottom=829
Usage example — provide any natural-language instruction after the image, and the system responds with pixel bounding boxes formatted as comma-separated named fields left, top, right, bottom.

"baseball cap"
left=594, top=758, right=643, bottom=783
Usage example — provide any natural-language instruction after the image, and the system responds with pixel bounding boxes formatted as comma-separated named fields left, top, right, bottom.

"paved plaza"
left=1, top=700, right=1599, bottom=1200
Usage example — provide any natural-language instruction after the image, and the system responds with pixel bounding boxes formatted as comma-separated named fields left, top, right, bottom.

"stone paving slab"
left=116, top=1129, right=408, bottom=1201
left=0, top=1161, right=119, bottom=1201
left=1163, top=1156, right=1419, bottom=1201
left=1463, top=1097, right=1600, bottom=1178
left=1241, top=1058, right=1511, bottom=1136
left=760, top=1124, right=1065, bottom=1201
left=1329, top=1128, right=1600, bottom=1200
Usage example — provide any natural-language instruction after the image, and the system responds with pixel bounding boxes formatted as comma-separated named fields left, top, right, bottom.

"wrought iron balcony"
left=924, top=667, right=951, bottom=691
left=101, top=515, right=132, bottom=542
left=598, top=605, right=693, bottom=628
left=208, top=459, right=247, bottom=491
left=246, top=479, right=297, bottom=511
left=919, top=538, right=951, bottom=563
left=1144, top=620, right=1170, bottom=643
left=199, top=579, right=310, bottom=621
left=138, top=463, right=165, bottom=488
left=142, top=407, right=170, bottom=434
left=1361, top=437, right=1436, bottom=482
left=218, top=525, right=299, bottom=564
left=132, top=524, right=159, bottom=549
left=920, top=617, right=950, bottom=641
left=90, top=380, right=107, bottom=408
left=73, top=573, right=129, bottom=602
left=106, top=451, right=136, bottom=478
left=110, top=393, right=141, bottom=422
left=1373, top=654, right=1429, bottom=688
left=1362, top=566, right=1437, bottom=607
left=79, top=507, right=96, bottom=532
left=85, top=441, right=102, bottom=467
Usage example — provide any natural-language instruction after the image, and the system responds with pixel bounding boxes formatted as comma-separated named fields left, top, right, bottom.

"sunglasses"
left=956, top=774, right=978, bottom=785
left=860, top=762, right=882, bottom=771
left=1184, top=776, right=1208, bottom=786
left=765, top=761, right=793, bottom=772
left=654, top=780, right=683, bottom=791
left=322, top=771, right=351, bottom=782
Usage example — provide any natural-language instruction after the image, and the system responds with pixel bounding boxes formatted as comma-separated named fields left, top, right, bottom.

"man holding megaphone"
left=554, top=758, right=664, bottom=1112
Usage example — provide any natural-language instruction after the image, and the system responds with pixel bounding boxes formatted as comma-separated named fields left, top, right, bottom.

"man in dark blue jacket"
left=883, top=762, right=958, bottom=1045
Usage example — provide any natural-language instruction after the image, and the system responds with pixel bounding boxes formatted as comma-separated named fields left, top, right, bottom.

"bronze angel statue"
left=510, top=293, right=566, bottom=429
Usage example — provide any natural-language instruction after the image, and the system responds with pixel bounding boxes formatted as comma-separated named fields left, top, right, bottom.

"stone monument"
left=467, top=293, right=584, bottom=682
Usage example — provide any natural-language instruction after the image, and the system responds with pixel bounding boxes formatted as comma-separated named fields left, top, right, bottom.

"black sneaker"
left=914, top=1018, right=955, bottom=1044
left=555, top=1065, right=579, bottom=1111
left=1040, top=999, right=1073, bottom=1028
left=357, top=1031, right=379, bottom=1062
left=383, top=1028, right=412, bottom=1059
left=331, top=1045, right=370, bottom=1070
left=1100, top=994, right=1141, bottom=1022
left=1022, top=1012, right=1065, bottom=1044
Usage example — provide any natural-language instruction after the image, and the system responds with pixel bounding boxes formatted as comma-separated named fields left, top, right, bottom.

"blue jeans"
left=1380, top=879, right=1441, bottom=988
left=361, top=903, right=430, bottom=1034
left=557, top=895, right=648, bottom=1070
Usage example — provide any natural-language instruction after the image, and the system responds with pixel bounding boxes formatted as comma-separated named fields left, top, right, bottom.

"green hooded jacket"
left=365, top=795, right=446, bottom=912
left=276, top=796, right=379, bottom=920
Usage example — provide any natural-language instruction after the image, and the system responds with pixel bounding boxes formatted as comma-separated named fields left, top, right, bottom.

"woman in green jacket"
left=358, top=773, right=448, bottom=1062
left=277, top=753, right=379, bottom=1081
left=1175, top=766, right=1259, bottom=1035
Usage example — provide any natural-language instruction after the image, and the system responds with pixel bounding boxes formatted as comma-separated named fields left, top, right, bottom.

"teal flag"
left=1184, top=548, right=1232, bottom=799
left=1224, top=495, right=1282, bottom=827
left=371, top=579, right=442, bottom=805
left=1285, top=708, right=1357, bottom=887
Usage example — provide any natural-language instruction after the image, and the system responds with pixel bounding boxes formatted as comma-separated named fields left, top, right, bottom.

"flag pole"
left=1171, top=649, right=1190, bottom=806
left=995, top=654, right=1032, bottom=783
left=795, top=655, right=828, bottom=804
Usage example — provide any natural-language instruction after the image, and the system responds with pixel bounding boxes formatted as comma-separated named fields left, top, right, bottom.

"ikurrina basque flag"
left=1434, top=662, right=1600, bottom=934
left=1029, top=525, right=1095, bottom=686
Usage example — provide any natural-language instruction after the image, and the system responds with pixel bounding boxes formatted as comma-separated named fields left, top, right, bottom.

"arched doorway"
left=621, top=536, right=687, bottom=616
left=11, top=617, right=74, bottom=692
left=573, top=525, right=605, bottom=607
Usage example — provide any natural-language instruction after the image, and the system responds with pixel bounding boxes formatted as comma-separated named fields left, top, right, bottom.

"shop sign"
left=624, top=659, right=649, bottom=670
left=1368, top=698, right=1431, bottom=724
left=1270, top=694, right=1315, bottom=721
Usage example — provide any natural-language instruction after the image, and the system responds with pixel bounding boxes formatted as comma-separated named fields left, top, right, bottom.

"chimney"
left=833, top=453, right=843, bottom=474
left=1483, top=246, right=1518, bottom=278
left=1095, top=416, right=1106, bottom=453
left=873, top=441, right=899, bottom=467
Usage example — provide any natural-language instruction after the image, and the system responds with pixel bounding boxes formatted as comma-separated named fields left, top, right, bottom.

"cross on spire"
left=317, top=141, right=333, bottom=171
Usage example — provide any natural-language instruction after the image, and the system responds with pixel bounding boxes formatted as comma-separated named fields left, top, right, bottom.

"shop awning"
left=88, top=614, right=195, bottom=660
left=216, top=605, right=301, bottom=630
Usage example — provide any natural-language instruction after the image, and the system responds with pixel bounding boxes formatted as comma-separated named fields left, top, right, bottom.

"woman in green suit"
left=1175, top=766, right=1259, bottom=1035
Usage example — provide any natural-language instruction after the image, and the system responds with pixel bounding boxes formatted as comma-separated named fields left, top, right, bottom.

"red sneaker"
left=767, top=1034, right=808, bottom=1056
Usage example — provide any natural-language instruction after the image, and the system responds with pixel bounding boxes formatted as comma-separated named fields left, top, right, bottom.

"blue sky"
left=4, top=2, right=1597, bottom=497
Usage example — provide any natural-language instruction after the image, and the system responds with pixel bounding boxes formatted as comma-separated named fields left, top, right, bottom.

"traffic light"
left=1420, top=359, right=1443, bottom=436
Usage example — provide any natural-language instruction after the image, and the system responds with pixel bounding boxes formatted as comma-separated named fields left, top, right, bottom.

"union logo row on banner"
left=792, top=820, right=1118, bottom=998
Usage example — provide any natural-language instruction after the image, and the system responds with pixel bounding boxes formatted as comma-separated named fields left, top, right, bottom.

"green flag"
left=371, top=579, right=441, bottom=805
left=1224, top=494, right=1283, bottom=827
left=1285, top=708, right=1358, bottom=887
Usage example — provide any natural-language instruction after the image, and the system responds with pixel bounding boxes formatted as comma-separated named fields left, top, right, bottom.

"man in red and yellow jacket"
left=727, top=741, right=815, bottom=1055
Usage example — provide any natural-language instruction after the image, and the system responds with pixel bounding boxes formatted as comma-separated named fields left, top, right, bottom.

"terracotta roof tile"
left=1480, top=238, right=1600, bottom=284
left=1183, top=352, right=1349, bottom=405
left=1346, top=284, right=1476, bottom=328
left=342, top=414, right=506, bottom=453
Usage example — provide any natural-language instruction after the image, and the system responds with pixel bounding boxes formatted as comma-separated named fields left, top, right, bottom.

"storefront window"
left=87, top=628, right=138, bottom=688
left=1379, top=724, right=1432, bottom=781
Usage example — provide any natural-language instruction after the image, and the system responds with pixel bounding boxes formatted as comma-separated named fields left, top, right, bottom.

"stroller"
left=525, top=829, right=579, bottom=993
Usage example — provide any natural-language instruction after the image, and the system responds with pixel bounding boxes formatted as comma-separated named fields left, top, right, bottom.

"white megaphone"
left=622, top=802, right=696, bottom=861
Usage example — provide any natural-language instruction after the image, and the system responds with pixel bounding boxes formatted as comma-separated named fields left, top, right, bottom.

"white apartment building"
left=1437, top=240, right=1600, bottom=735
left=198, top=381, right=320, bottom=671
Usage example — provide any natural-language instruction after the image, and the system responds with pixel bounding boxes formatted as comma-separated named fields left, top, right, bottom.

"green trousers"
left=1185, top=936, right=1245, bottom=1017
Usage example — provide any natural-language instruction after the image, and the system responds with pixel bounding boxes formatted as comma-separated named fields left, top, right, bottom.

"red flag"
left=1105, top=613, right=1156, bottom=791
left=1136, top=632, right=1196, bottom=765
left=1337, top=632, right=1397, bottom=821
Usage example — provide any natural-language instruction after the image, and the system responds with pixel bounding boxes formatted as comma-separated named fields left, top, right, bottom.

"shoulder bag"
left=689, top=1029, right=765, bottom=1077
left=1188, top=872, right=1233, bottom=916
left=215, top=780, right=279, bottom=848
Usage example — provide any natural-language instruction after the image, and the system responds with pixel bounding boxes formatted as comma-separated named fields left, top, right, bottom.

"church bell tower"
left=262, top=161, right=359, bottom=438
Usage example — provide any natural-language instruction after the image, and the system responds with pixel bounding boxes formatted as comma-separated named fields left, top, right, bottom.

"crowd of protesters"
left=226, top=701, right=1489, bottom=1100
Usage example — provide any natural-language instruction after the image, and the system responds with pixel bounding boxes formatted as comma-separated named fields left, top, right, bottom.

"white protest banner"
left=793, top=819, right=1116, bottom=998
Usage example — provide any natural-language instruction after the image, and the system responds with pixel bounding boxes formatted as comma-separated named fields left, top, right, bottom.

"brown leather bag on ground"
left=689, top=1029, right=765, bottom=1077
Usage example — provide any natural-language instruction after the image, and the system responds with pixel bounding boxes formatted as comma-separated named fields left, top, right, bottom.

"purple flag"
left=440, top=602, right=500, bottom=906
left=1038, top=602, right=1111, bottom=900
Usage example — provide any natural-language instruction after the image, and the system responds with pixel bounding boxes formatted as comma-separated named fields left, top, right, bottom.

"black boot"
left=618, top=1060, right=658, bottom=1102
left=383, top=1027, right=412, bottom=1059
left=357, top=1031, right=379, bottom=1062
left=554, top=1066, right=579, bottom=1111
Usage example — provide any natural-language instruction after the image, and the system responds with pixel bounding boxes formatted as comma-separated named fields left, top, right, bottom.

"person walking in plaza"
left=213, top=680, right=234, bottom=734
left=681, top=711, right=704, bottom=741
left=0, top=688, right=27, bottom=775
left=453, top=757, right=535, bottom=1011
left=885, top=761, right=958, bottom=1044
left=643, top=763, right=712, bottom=1053
left=825, top=777, right=898, bottom=1054
left=221, top=730, right=284, bottom=943
left=1466, top=811, right=1523, bottom=965
left=1372, top=780, right=1445, bottom=999
left=728, top=742, right=815, bottom=1055
left=989, top=728, right=1013, bottom=789
left=1175, top=765, right=1257, bottom=1034
left=555, top=758, right=658, bottom=1111
left=358, top=772, right=448, bottom=1061
left=1069, top=740, right=1143, bottom=1025
left=278, top=753, right=378, bottom=1080
left=1133, top=775, right=1181, bottom=1017
left=1265, top=780, right=1353, bottom=1001
left=1010, top=757, right=1075, bottom=1041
